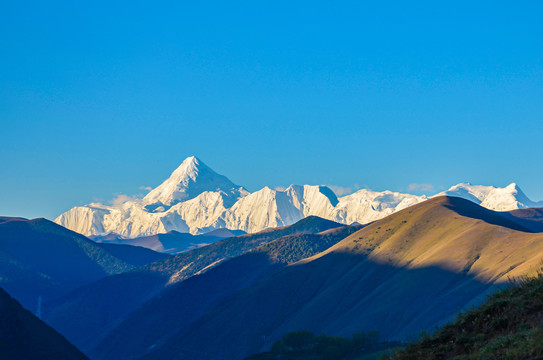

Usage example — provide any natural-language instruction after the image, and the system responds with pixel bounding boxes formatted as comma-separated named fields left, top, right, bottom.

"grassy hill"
left=89, top=224, right=361, bottom=360
left=0, top=217, right=168, bottom=312
left=249, top=225, right=363, bottom=264
left=246, top=330, right=400, bottom=360
left=43, top=216, right=347, bottom=353
left=249, top=266, right=543, bottom=360
left=143, top=215, right=345, bottom=282
left=0, top=217, right=130, bottom=311
left=0, top=286, right=88, bottom=360
left=389, top=272, right=543, bottom=359
left=95, top=242, right=169, bottom=266
left=137, top=196, right=543, bottom=360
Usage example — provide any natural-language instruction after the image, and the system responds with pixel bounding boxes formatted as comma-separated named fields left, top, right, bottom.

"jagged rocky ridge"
left=55, top=156, right=543, bottom=238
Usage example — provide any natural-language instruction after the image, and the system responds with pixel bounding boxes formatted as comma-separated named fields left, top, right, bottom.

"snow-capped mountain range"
left=55, top=156, right=543, bottom=238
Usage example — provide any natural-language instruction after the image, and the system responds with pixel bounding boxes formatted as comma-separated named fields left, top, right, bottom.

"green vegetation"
left=388, top=272, right=543, bottom=360
left=246, top=330, right=399, bottom=360
left=251, top=225, right=362, bottom=264
left=142, top=216, right=346, bottom=282
left=250, top=271, right=543, bottom=360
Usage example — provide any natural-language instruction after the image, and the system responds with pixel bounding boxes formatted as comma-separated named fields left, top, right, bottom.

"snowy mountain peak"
left=163, top=156, right=202, bottom=183
left=142, top=156, right=248, bottom=208
left=502, top=183, right=528, bottom=200
left=54, top=157, right=543, bottom=239
left=435, top=182, right=542, bottom=211
left=505, top=182, right=519, bottom=190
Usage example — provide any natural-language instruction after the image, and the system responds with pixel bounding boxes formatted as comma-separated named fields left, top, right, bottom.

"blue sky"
left=1, top=1, right=542, bottom=220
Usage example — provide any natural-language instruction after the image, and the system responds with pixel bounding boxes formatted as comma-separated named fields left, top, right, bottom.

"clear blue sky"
left=1, top=1, right=542, bottom=220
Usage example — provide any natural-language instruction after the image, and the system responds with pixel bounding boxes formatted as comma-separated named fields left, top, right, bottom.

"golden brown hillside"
left=89, top=196, right=543, bottom=360
left=308, top=196, right=543, bottom=282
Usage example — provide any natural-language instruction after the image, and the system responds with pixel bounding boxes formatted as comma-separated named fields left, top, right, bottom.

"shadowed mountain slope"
left=0, top=217, right=168, bottom=312
left=44, top=216, right=346, bottom=352
left=0, top=286, right=88, bottom=360
left=95, top=243, right=170, bottom=266
left=142, top=215, right=344, bottom=282
left=43, top=270, right=167, bottom=353
left=0, top=217, right=135, bottom=311
left=90, top=225, right=361, bottom=359
left=500, top=207, right=543, bottom=233
left=246, top=330, right=400, bottom=360
left=390, top=272, right=543, bottom=359
left=130, top=196, right=543, bottom=360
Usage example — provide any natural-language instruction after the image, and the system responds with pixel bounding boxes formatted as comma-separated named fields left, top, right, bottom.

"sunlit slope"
left=141, top=196, right=543, bottom=360
left=312, top=196, right=543, bottom=282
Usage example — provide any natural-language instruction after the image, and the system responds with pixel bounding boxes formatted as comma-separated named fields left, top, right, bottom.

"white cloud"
left=327, top=184, right=361, bottom=196
left=408, top=183, right=435, bottom=192
left=110, top=194, right=138, bottom=206
left=274, top=186, right=287, bottom=191
left=139, top=185, right=153, bottom=192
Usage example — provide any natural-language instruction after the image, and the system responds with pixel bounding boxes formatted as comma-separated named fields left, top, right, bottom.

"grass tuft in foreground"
left=388, top=271, right=543, bottom=360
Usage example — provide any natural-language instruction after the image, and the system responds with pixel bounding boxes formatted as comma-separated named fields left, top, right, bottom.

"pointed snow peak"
left=143, top=157, right=247, bottom=207
left=472, top=182, right=539, bottom=211
left=505, top=183, right=531, bottom=203
left=496, top=182, right=531, bottom=203
left=170, top=156, right=202, bottom=179
left=435, top=183, right=496, bottom=204
left=432, top=181, right=537, bottom=211
left=500, top=182, right=526, bottom=198
left=505, top=182, right=519, bottom=191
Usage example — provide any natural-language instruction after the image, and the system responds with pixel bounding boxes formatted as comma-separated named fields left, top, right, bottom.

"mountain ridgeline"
left=34, top=196, right=543, bottom=360
left=90, top=196, right=543, bottom=360
left=54, top=156, right=543, bottom=239
left=0, top=217, right=168, bottom=312
left=141, top=215, right=346, bottom=281
left=90, top=223, right=361, bottom=360
left=92, top=229, right=246, bottom=255
left=3, top=190, right=543, bottom=359
left=43, top=216, right=352, bottom=354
